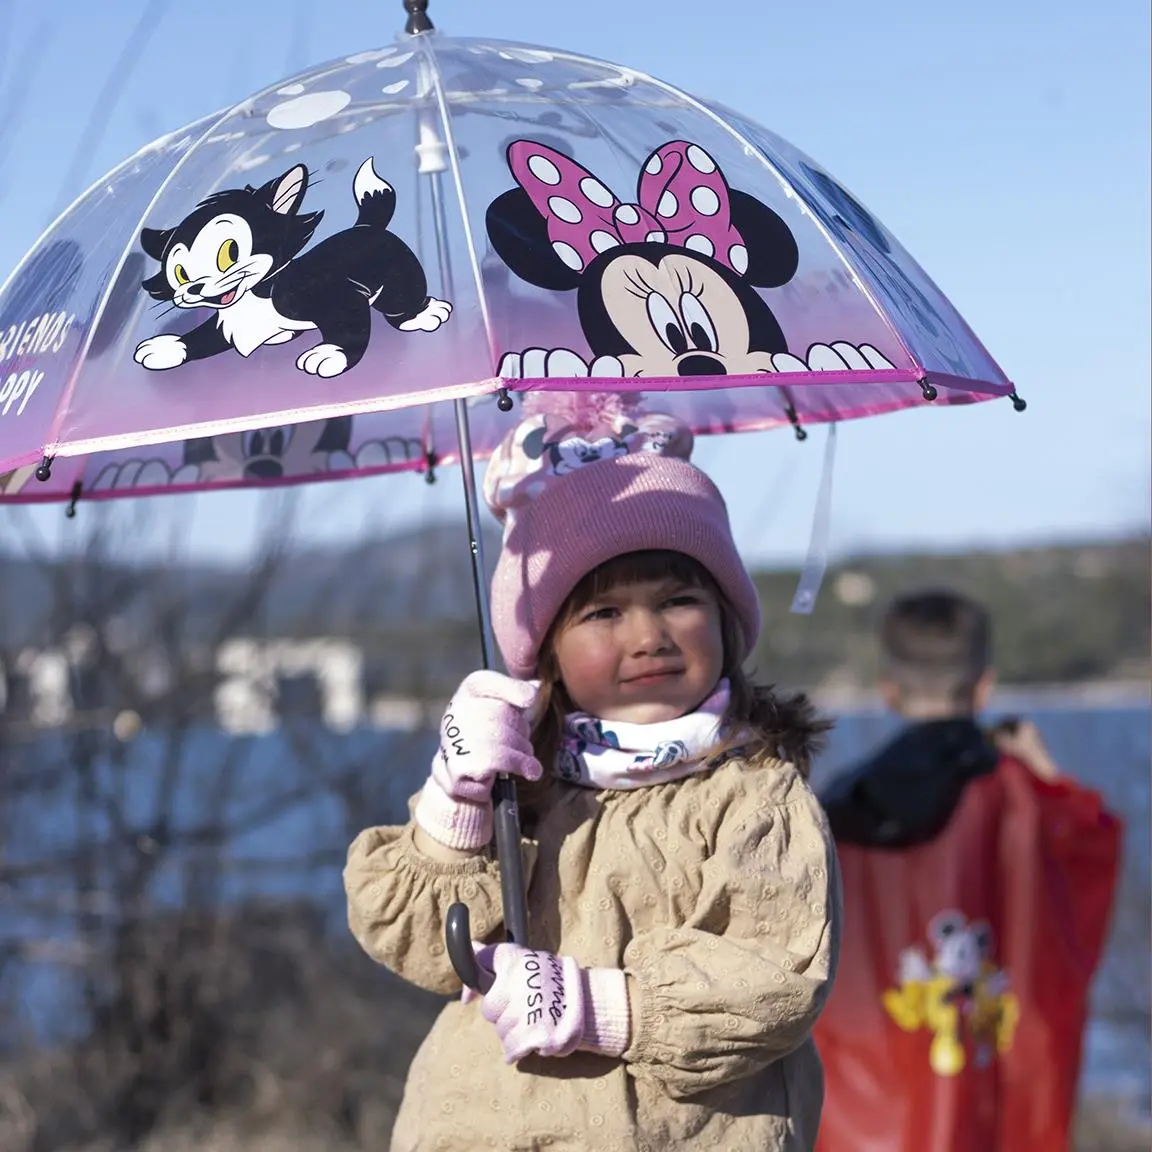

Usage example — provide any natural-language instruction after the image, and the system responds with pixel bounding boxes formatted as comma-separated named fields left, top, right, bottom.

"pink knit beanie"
left=484, top=404, right=761, bottom=678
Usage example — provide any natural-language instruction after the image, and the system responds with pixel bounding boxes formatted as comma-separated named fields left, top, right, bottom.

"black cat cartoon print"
left=134, top=158, right=451, bottom=378
left=485, top=139, right=895, bottom=380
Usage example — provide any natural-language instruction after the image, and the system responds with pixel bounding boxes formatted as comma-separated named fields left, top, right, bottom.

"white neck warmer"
left=555, top=681, right=732, bottom=790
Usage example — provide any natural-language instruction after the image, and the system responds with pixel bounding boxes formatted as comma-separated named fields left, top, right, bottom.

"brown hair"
left=518, top=550, right=829, bottom=819
left=879, top=588, right=992, bottom=706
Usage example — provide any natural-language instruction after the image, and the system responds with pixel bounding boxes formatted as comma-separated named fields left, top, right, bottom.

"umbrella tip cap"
left=404, top=0, right=434, bottom=34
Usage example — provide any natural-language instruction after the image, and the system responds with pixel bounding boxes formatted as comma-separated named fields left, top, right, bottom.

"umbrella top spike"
left=403, top=0, right=434, bottom=34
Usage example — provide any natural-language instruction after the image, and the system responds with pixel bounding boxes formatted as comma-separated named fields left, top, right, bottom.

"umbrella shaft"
left=426, top=94, right=530, bottom=952
left=428, top=164, right=496, bottom=670
left=451, top=395, right=531, bottom=949
left=493, top=775, right=530, bottom=945
left=451, top=397, right=496, bottom=669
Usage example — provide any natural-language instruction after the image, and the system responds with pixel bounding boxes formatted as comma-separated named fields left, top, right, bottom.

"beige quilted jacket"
left=345, top=756, right=841, bottom=1151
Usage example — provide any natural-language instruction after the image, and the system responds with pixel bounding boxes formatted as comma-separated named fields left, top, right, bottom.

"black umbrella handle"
left=445, top=903, right=481, bottom=990
left=447, top=772, right=529, bottom=991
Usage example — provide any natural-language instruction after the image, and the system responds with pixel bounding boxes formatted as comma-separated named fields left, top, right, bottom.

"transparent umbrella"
left=0, top=0, right=1025, bottom=986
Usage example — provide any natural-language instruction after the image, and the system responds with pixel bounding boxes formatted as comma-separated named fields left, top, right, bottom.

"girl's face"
left=552, top=575, right=725, bottom=724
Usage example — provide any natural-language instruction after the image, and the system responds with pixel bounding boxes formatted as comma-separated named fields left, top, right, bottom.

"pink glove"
left=463, top=942, right=632, bottom=1063
left=414, top=671, right=542, bottom=850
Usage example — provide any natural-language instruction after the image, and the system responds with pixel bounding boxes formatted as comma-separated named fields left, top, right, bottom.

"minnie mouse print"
left=485, top=139, right=895, bottom=382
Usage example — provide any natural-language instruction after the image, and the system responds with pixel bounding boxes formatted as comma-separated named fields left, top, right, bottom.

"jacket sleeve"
left=343, top=796, right=538, bottom=995
left=621, top=772, right=841, bottom=1098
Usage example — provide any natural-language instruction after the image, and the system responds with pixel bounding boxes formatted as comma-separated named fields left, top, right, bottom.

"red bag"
left=815, top=757, right=1122, bottom=1152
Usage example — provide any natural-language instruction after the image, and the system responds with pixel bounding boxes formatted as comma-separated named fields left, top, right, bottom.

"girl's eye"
left=646, top=292, right=688, bottom=356
left=581, top=606, right=617, bottom=623
left=664, top=594, right=699, bottom=608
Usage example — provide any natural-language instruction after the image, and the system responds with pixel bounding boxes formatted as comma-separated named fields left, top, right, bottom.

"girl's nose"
left=625, top=609, right=673, bottom=655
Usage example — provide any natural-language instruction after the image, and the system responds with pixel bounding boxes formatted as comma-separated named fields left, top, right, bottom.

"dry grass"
left=0, top=903, right=1143, bottom=1151
left=6, top=1082, right=1146, bottom=1152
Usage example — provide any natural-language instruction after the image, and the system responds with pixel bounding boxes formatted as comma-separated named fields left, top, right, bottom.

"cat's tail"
left=353, top=158, right=397, bottom=228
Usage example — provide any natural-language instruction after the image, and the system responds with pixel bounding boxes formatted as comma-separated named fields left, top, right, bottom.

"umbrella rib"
left=412, top=35, right=500, bottom=378
left=40, top=110, right=237, bottom=459
left=539, top=49, right=920, bottom=377
left=40, top=66, right=352, bottom=460
left=0, top=112, right=220, bottom=305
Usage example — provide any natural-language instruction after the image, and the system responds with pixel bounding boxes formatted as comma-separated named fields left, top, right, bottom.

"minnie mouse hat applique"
left=484, top=406, right=761, bottom=678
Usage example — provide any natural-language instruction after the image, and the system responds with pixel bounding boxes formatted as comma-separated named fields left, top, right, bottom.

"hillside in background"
left=749, top=537, right=1150, bottom=690
left=0, top=530, right=1147, bottom=695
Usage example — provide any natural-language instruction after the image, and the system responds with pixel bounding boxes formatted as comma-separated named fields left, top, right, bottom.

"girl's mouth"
left=623, top=670, right=681, bottom=687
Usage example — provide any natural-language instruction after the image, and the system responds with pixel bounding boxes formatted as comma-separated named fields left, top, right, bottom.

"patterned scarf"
left=556, top=681, right=732, bottom=790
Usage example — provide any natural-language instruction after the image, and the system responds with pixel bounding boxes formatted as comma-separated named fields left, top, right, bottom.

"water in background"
left=2, top=700, right=1148, bottom=1108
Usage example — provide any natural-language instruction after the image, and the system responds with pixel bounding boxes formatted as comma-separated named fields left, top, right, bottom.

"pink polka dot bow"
left=506, top=139, right=749, bottom=275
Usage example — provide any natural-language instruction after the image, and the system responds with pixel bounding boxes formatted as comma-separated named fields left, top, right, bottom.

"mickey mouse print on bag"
left=485, top=138, right=898, bottom=384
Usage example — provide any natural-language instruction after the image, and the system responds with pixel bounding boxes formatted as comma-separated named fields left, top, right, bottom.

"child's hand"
left=463, top=942, right=632, bottom=1063
left=990, top=717, right=1060, bottom=781
left=432, top=671, right=542, bottom=799
left=464, top=943, right=586, bottom=1063
left=414, top=672, right=542, bottom=851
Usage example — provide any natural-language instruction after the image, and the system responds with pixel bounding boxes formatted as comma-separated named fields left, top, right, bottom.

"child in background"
left=345, top=409, right=840, bottom=1152
left=816, top=589, right=1122, bottom=1152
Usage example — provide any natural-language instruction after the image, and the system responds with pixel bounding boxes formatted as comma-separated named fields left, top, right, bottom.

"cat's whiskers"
left=228, top=260, right=265, bottom=281
left=212, top=270, right=251, bottom=293
left=210, top=261, right=269, bottom=297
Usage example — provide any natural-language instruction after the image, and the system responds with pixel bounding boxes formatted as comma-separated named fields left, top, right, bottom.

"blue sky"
left=0, top=0, right=1148, bottom=565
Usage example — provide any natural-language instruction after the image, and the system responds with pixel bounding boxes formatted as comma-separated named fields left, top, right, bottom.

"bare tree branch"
left=0, top=15, right=55, bottom=198
left=46, top=0, right=176, bottom=223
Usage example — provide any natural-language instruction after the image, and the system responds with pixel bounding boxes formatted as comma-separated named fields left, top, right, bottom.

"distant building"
left=0, top=635, right=431, bottom=737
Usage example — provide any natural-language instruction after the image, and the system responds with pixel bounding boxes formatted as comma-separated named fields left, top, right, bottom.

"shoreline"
left=350, top=679, right=1152, bottom=731
left=2, top=679, right=1144, bottom=743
